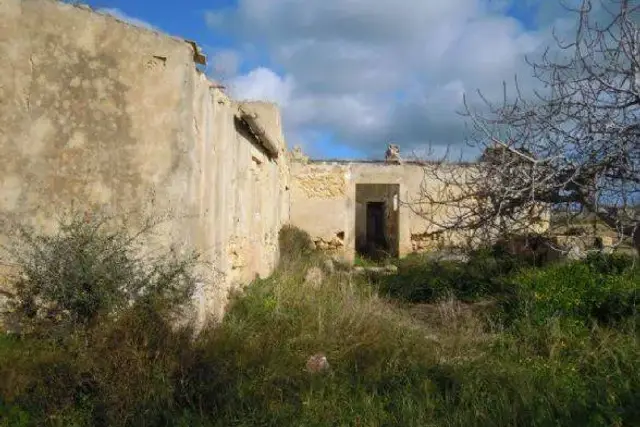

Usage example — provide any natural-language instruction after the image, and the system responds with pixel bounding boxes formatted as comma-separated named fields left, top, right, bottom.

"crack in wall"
left=26, top=54, right=35, bottom=113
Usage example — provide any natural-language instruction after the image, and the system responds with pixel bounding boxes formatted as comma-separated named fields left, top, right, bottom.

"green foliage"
left=0, top=307, right=196, bottom=427
left=5, top=214, right=198, bottom=336
left=583, top=251, right=637, bottom=275
left=499, top=254, right=638, bottom=328
left=277, top=224, right=316, bottom=266
left=1, top=222, right=639, bottom=426
left=176, top=265, right=442, bottom=427
left=353, top=254, right=382, bottom=267
left=0, top=214, right=202, bottom=426
left=490, top=234, right=559, bottom=268
left=479, top=316, right=640, bottom=426
left=378, top=249, right=515, bottom=303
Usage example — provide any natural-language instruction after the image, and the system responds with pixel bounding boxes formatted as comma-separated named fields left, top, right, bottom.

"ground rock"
left=306, top=353, right=330, bottom=373
left=351, top=265, right=398, bottom=275
left=304, top=266, right=325, bottom=288
left=384, top=264, right=399, bottom=273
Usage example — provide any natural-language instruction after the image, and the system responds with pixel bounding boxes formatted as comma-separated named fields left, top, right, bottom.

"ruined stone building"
left=0, top=0, right=549, bottom=321
left=290, top=157, right=447, bottom=261
left=0, top=0, right=289, bottom=322
left=289, top=146, right=551, bottom=262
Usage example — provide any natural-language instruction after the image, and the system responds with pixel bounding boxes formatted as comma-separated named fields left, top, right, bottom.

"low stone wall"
left=411, top=232, right=444, bottom=252
left=312, top=234, right=346, bottom=252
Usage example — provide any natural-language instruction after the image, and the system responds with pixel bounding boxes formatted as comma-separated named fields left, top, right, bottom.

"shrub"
left=0, top=214, right=202, bottom=426
left=378, top=249, right=515, bottom=303
left=5, top=214, right=199, bottom=336
left=490, top=234, right=559, bottom=268
left=498, top=254, right=639, bottom=328
left=583, top=251, right=637, bottom=275
left=278, top=224, right=316, bottom=266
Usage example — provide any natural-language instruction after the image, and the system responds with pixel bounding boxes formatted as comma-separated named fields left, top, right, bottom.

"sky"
left=82, top=0, right=587, bottom=160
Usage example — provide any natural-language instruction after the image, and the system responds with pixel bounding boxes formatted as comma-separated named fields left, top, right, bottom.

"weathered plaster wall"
left=0, top=0, right=289, bottom=323
left=290, top=161, right=442, bottom=259
left=290, top=163, right=351, bottom=252
left=191, top=82, right=290, bottom=322
left=290, top=160, right=550, bottom=260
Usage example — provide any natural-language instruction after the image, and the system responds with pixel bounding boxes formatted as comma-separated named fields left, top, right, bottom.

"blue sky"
left=85, top=0, right=270, bottom=77
left=85, top=1, right=234, bottom=49
left=85, top=0, right=576, bottom=160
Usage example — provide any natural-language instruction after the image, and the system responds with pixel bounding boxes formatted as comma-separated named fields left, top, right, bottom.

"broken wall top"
left=39, top=0, right=209, bottom=67
left=235, top=101, right=288, bottom=158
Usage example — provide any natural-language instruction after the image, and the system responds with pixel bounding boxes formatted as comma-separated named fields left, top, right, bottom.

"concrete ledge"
left=236, top=106, right=280, bottom=158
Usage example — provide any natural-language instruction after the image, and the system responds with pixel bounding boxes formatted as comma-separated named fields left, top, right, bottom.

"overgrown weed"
left=0, top=223, right=638, bottom=426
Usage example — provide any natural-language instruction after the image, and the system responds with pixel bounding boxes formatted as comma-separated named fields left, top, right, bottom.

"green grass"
left=1, top=225, right=639, bottom=426
left=376, top=248, right=521, bottom=303
left=498, top=253, right=639, bottom=328
left=353, top=254, right=380, bottom=267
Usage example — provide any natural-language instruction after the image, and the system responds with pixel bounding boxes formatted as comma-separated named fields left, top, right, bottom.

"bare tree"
left=414, top=0, right=640, bottom=254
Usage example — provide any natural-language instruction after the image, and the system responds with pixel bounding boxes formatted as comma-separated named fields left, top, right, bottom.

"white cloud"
left=206, top=0, right=580, bottom=158
left=98, top=8, right=157, bottom=31
left=228, top=67, right=294, bottom=108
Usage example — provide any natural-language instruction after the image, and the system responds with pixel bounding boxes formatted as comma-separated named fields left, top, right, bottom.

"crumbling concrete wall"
left=192, top=85, right=290, bottom=322
left=290, top=159, right=550, bottom=260
left=290, top=160, right=437, bottom=260
left=290, top=162, right=352, bottom=253
left=0, top=0, right=289, bottom=323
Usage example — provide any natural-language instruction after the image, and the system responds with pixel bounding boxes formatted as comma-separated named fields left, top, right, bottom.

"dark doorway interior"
left=355, top=184, right=400, bottom=260
left=366, top=202, right=388, bottom=253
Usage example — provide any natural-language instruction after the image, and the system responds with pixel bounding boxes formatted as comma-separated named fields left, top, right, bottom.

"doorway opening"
left=366, top=202, right=387, bottom=253
left=355, top=184, right=400, bottom=260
